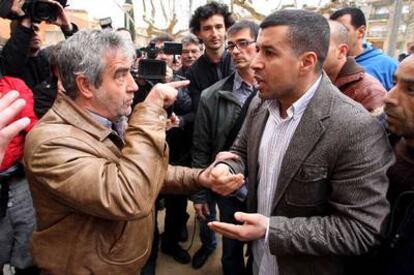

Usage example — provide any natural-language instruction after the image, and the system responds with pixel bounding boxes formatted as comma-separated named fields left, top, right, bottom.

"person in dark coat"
left=0, top=0, right=77, bottom=90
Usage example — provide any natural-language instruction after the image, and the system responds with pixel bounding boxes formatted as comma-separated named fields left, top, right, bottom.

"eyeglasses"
left=226, top=40, right=255, bottom=51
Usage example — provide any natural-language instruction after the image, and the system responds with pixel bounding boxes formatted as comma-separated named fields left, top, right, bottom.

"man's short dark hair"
left=227, top=20, right=259, bottom=41
left=150, top=34, right=174, bottom=44
left=189, top=1, right=235, bottom=34
left=260, top=9, right=330, bottom=71
left=330, top=7, right=366, bottom=29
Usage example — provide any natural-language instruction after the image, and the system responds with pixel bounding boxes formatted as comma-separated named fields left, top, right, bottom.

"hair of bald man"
left=328, top=20, right=349, bottom=47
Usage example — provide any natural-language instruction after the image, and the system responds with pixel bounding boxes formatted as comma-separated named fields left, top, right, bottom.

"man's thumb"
left=234, top=212, right=249, bottom=223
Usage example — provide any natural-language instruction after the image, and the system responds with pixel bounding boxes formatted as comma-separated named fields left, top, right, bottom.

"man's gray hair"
left=181, top=34, right=203, bottom=50
left=57, top=29, right=135, bottom=99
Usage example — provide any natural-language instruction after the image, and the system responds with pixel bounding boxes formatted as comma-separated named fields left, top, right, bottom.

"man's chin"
left=208, top=43, right=223, bottom=50
left=257, top=90, right=270, bottom=100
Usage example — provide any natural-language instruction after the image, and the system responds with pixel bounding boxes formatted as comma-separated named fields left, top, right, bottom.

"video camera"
left=138, top=41, right=182, bottom=81
left=131, top=41, right=182, bottom=116
left=2, top=0, right=67, bottom=22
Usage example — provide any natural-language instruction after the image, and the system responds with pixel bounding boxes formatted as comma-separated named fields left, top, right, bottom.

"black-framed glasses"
left=226, top=39, right=255, bottom=51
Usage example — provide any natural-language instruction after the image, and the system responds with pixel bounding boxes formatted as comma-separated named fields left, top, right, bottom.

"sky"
left=68, top=0, right=329, bottom=30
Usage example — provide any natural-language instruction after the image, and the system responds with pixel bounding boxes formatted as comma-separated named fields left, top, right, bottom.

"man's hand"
left=44, top=0, right=72, bottom=30
left=193, top=202, right=210, bottom=220
left=199, top=162, right=244, bottom=196
left=208, top=212, right=269, bottom=241
left=10, top=0, right=25, bottom=16
left=0, top=91, right=31, bottom=164
left=145, top=80, right=189, bottom=109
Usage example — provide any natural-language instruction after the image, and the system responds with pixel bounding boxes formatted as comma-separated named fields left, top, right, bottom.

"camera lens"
left=33, top=2, right=57, bottom=21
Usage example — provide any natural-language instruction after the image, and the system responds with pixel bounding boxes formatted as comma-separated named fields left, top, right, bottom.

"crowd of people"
left=0, top=0, right=413, bottom=275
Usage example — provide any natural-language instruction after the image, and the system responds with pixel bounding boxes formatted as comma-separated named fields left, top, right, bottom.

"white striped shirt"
left=253, top=76, right=322, bottom=275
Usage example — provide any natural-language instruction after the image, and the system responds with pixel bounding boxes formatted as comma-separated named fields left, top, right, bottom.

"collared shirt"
left=253, top=75, right=322, bottom=275
left=233, top=70, right=255, bottom=106
left=88, top=111, right=127, bottom=138
left=231, top=71, right=255, bottom=201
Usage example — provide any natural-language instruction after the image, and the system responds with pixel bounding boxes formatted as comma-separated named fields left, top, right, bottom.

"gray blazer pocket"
left=285, top=165, right=328, bottom=207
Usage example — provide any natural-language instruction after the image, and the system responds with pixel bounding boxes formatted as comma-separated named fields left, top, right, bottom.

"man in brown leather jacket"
left=324, top=20, right=386, bottom=117
left=23, top=29, right=244, bottom=275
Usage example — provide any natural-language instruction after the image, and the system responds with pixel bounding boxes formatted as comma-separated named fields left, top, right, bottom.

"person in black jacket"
left=186, top=1, right=236, bottom=269
left=380, top=53, right=414, bottom=275
left=138, top=35, right=194, bottom=275
left=0, top=0, right=77, bottom=90
left=32, top=41, right=64, bottom=118
left=191, top=20, right=259, bottom=275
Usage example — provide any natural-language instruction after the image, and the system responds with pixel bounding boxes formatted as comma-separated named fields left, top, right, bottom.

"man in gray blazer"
left=208, top=9, right=394, bottom=275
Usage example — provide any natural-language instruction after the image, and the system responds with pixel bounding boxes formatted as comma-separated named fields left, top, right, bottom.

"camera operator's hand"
left=44, top=0, right=72, bottom=31
left=144, top=80, right=189, bottom=109
left=10, top=0, right=25, bottom=16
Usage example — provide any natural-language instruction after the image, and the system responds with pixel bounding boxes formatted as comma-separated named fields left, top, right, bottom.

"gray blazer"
left=225, top=74, right=394, bottom=275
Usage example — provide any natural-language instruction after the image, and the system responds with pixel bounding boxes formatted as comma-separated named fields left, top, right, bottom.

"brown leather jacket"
left=335, top=57, right=386, bottom=117
left=24, top=93, right=202, bottom=274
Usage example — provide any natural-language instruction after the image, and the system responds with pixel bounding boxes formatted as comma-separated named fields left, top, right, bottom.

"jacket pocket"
left=285, top=165, right=328, bottom=207
left=96, top=217, right=152, bottom=265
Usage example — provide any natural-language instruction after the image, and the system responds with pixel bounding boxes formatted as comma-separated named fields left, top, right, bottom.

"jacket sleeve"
left=1, top=24, right=33, bottom=76
left=190, top=92, right=214, bottom=203
left=358, top=76, right=386, bottom=115
left=33, top=80, right=57, bottom=118
left=220, top=97, right=259, bottom=176
left=267, top=115, right=394, bottom=256
left=191, top=93, right=213, bottom=169
left=174, top=88, right=192, bottom=118
left=186, top=68, right=201, bottom=113
left=161, top=165, right=202, bottom=194
left=25, top=103, right=172, bottom=220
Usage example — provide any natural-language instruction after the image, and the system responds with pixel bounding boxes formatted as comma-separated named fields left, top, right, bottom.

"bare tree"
left=141, top=0, right=188, bottom=39
left=232, top=0, right=266, bottom=20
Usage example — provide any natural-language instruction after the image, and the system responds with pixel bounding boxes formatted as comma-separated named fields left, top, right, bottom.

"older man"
left=323, top=20, right=386, bottom=117
left=330, top=7, right=397, bottom=91
left=177, top=34, right=203, bottom=77
left=23, top=29, right=243, bottom=275
left=379, top=54, right=414, bottom=275
left=209, top=10, right=393, bottom=275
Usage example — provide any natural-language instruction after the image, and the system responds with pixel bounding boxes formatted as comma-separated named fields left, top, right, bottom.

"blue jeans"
left=0, top=178, right=36, bottom=269
left=198, top=199, right=217, bottom=252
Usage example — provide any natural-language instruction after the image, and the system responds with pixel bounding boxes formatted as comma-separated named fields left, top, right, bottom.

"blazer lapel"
left=247, top=105, right=269, bottom=212
left=271, top=75, right=333, bottom=210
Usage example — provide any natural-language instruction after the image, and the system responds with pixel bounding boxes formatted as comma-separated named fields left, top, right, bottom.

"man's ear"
left=357, top=25, right=366, bottom=39
left=300, top=51, right=318, bottom=74
left=75, top=75, right=94, bottom=99
left=338, top=43, right=349, bottom=59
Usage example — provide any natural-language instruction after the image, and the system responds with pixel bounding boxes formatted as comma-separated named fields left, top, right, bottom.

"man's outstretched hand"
left=208, top=212, right=269, bottom=241
left=198, top=152, right=244, bottom=196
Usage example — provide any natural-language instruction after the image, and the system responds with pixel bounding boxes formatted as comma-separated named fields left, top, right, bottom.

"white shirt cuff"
left=264, top=217, right=270, bottom=242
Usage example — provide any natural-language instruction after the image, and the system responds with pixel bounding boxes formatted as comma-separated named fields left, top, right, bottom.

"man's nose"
left=383, top=86, right=398, bottom=106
